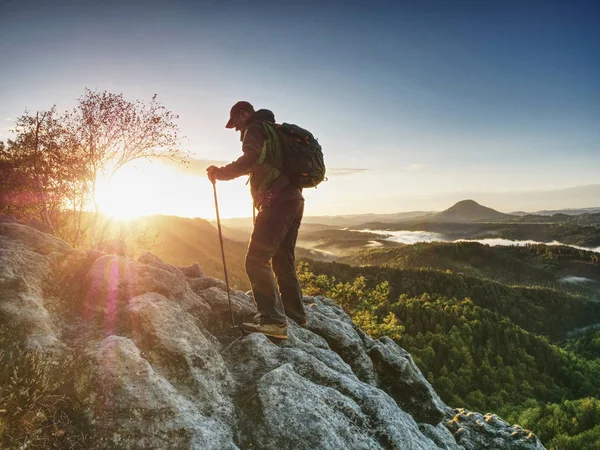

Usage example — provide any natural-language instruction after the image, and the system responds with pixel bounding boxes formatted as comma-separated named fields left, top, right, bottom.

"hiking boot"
left=288, top=316, right=308, bottom=327
left=254, top=312, right=307, bottom=328
left=241, top=320, right=288, bottom=339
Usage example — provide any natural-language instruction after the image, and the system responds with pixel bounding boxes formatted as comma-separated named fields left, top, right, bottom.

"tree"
left=64, top=89, right=185, bottom=243
left=0, top=108, right=89, bottom=239
left=1, top=88, right=185, bottom=247
left=0, top=139, right=35, bottom=220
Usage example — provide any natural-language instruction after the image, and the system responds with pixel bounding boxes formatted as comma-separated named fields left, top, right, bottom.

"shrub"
left=0, top=346, right=93, bottom=449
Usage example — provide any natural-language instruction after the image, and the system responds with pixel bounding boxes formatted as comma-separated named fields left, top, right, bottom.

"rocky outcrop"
left=445, top=409, right=545, bottom=450
left=0, top=220, right=547, bottom=449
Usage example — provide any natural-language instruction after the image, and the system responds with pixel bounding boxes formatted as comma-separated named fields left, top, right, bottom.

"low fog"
left=358, top=230, right=600, bottom=254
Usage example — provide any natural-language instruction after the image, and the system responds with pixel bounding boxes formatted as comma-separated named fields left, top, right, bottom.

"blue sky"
left=1, top=0, right=598, bottom=217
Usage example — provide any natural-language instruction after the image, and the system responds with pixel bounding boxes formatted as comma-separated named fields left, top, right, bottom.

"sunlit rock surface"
left=0, top=220, right=546, bottom=449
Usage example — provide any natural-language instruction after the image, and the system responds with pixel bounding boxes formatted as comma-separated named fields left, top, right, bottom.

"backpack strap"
left=262, top=123, right=283, bottom=168
left=248, top=123, right=283, bottom=195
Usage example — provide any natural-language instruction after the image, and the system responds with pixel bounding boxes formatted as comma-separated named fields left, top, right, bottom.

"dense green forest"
left=342, top=241, right=600, bottom=296
left=565, top=329, right=600, bottom=361
left=297, top=241, right=600, bottom=449
left=504, top=398, right=600, bottom=450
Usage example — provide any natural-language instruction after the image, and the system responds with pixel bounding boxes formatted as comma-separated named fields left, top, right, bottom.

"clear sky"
left=1, top=0, right=599, bottom=218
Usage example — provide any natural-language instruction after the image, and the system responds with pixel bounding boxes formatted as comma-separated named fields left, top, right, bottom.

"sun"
left=96, top=168, right=152, bottom=219
left=94, top=159, right=254, bottom=220
left=95, top=175, right=146, bottom=220
left=94, top=160, right=181, bottom=220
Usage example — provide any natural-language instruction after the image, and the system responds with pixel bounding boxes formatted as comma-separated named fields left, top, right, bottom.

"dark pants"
left=245, top=199, right=306, bottom=325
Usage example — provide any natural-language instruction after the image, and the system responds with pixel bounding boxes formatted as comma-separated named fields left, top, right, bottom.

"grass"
left=0, top=346, right=95, bottom=449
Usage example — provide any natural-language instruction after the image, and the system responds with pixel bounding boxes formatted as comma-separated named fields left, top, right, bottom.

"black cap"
left=226, top=101, right=254, bottom=128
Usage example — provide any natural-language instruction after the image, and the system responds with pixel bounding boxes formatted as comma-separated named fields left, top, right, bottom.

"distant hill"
left=218, top=212, right=436, bottom=232
left=434, top=199, right=512, bottom=222
left=300, top=211, right=434, bottom=227
left=96, top=215, right=251, bottom=290
left=530, top=207, right=600, bottom=216
left=96, top=215, right=361, bottom=290
left=219, top=203, right=600, bottom=231
left=510, top=207, right=600, bottom=216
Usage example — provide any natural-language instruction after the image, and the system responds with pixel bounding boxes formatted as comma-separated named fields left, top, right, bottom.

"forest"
left=297, top=240, right=600, bottom=449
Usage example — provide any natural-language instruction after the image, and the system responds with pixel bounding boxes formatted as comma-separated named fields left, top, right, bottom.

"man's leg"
left=272, top=200, right=306, bottom=324
left=245, top=199, right=303, bottom=325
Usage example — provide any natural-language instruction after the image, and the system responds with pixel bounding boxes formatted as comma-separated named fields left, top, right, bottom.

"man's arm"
left=215, top=124, right=265, bottom=180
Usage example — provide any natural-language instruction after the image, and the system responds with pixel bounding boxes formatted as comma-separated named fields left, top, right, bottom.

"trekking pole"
left=212, top=181, right=237, bottom=331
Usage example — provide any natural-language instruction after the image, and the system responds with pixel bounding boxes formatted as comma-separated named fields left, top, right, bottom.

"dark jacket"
left=217, top=109, right=303, bottom=209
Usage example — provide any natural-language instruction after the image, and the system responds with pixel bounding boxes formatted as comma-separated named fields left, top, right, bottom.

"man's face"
left=233, top=110, right=251, bottom=132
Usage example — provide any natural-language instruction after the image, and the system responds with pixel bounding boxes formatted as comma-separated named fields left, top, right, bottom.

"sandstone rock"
left=445, top=409, right=546, bottom=450
left=303, top=296, right=446, bottom=425
left=419, top=423, right=465, bottom=450
left=245, top=363, right=383, bottom=449
left=0, top=228, right=64, bottom=354
left=224, top=333, right=438, bottom=450
left=138, top=252, right=186, bottom=279
left=197, top=287, right=255, bottom=329
left=302, top=295, right=377, bottom=384
left=24, top=218, right=55, bottom=235
left=0, top=214, right=18, bottom=224
left=126, top=292, right=234, bottom=416
left=75, top=335, right=237, bottom=449
left=0, top=222, right=69, bottom=255
left=188, top=275, right=229, bottom=292
left=83, top=254, right=212, bottom=322
left=178, top=262, right=206, bottom=278
left=368, top=336, right=446, bottom=425
left=0, top=220, right=547, bottom=450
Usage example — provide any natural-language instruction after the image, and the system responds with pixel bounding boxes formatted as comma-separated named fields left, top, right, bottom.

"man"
left=206, top=101, right=307, bottom=339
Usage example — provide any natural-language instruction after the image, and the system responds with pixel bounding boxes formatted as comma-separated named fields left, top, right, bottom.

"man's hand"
left=206, top=165, right=220, bottom=184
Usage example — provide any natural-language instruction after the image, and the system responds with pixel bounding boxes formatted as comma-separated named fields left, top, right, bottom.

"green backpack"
left=265, top=122, right=326, bottom=189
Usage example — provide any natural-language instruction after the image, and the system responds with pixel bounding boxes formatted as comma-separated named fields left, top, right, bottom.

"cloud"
left=327, top=168, right=369, bottom=176
left=405, top=164, right=427, bottom=171
left=5, top=118, right=11, bottom=121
